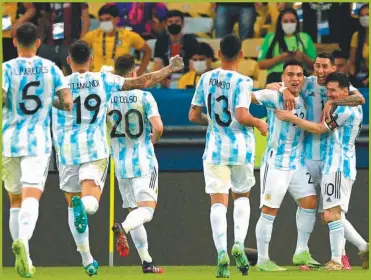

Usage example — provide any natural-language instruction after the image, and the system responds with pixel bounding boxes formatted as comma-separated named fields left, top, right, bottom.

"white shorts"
left=117, top=161, right=159, bottom=208
left=58, top=158, right=109, bottom=193
left=319, top=171, right=353, bottom=213
left=305, top=159, right=322, bottom=187
left=260, top=162, right=317, bottom=208
left=2, top=155, right=51, bottom=194
left=203, top=162, right=255, bottom=195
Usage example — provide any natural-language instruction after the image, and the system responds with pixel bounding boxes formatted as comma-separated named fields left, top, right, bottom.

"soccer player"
left=275, top=72, right=369, bottom=270
left=2, top=23, right=73, bottom=278
left=189, top=34, right=268, bottom=278
left=251, top=60, right=320, bottom=271
left=52, top=40, right=183, bottom=276
left=272, top=53, right=367, bottom=269
left=108, top=55, right=164, bottom=274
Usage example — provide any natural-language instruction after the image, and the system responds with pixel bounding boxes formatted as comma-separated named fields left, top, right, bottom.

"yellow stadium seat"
left=242, top=38, right=264, bottom=59
left=166, top=3, right=213, bottom=17
left=314, top=43, right=340, bottom=54
left=197, top=38, right=221, bottom=56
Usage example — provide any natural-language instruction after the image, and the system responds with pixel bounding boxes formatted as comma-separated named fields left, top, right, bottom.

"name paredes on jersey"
left=209, top=78, right=231, bottom=90
left=68, top=80, right=100, bottom=90
left=111, top=95, right=138, bottom=104
left=12, top=66, right=49, bottom=76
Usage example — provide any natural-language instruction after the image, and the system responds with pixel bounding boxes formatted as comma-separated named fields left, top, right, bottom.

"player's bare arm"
left=189, top=105, right=208, bottom=126
left=149, top=116, right=164, bottom=144
left=276, top=109, right=328, bottom=135
left=235, top=107, right=268, bottom=136
left=321, top=90, right=365, bottom=121
left=122, top=55, right=184, bottom=90
left=53, top=88, right=73, bottom=111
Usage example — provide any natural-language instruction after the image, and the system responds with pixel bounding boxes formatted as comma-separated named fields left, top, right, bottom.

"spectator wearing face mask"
left=153, top=10, right=199, bottom=88
left=178, top=43, right=215, bottom=89
left=83, top=4, right=152, bottom=75
left=348, top=4, right=369, bottom=87
left=332, top=49, right=364, bottom=88
left=258, top=8, right=316, bottom=83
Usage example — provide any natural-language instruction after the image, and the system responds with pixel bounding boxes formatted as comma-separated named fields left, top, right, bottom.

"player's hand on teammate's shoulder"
left=257, top=119, right=268, bottom=136
left=169, top=55, right=185, bottom=72
left=265, top=82, right=283, bottom=91
left=282, top=91, right=296, bottom=112
left=275, top=109, right=295, bottom=122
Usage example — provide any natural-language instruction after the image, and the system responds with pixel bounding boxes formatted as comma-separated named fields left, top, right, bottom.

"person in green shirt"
left=258, top=8, right=316, bottom=83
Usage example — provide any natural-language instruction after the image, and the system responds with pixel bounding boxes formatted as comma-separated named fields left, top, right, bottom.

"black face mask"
left=168, top=24, right=182, bottom=35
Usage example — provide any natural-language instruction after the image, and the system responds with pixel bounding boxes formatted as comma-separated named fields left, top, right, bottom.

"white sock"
left=68, top=208, right=94, bottom=267
left=210, top=203, right=227, bottom=253
left=295, top=207, right=316, bottom=254
left=343, top=217, right=368, bottom=252
left=328, top=220, right=344, bottom=264
left=342, top=238, right=347, bottom=255
left=122, top=207, right=154, bottom=233
left=256, top=213, right=275, bottom=265
left=233, top=197, right=250, bottom=244
left=18, top=197, right=40, bottom=257
left=10, top=208, right=20, bottom=241
left=130, top=225, right=152, bottom=263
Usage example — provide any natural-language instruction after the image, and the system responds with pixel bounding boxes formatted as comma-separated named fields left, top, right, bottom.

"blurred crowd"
left=2, top=2, right=369, bottom=88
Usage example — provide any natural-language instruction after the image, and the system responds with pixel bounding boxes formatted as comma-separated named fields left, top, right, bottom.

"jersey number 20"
left=108, top=109, right=144, bottom=139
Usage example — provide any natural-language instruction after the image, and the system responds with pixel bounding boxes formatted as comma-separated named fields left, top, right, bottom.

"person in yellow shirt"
left=348, top=3, right=369, bottom=87
left=3, top=3, right=36, bottom=62
left=83, top=4, right=152, bottom=75
left=178, top=42, right=214, bottom=89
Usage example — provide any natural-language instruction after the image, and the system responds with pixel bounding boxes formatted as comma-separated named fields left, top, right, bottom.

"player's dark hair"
left=332, top=49, right=348, bottom=60
left=283, top=59, right=304, bottom=72
left=166, top=10, right=184, bottom=21
left=69, top=40, right=91, bottom=65
left=98, top=4, right=119, bottom=18
left=325, top=72, right=350, bottom=89
left=16, top=23, right=38, bottom=48
left=316, top=52, right=335, bottom=65
left=114, top=55, right=136, bottom=77
left=220, top=34, right=241, bottom=62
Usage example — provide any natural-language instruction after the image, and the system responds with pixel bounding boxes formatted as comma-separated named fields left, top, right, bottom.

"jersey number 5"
left=108, top=109, right=144, bottom=139
left=20, top=81, right=42, bottom=115
left=207, top=94, right=232, bottom=127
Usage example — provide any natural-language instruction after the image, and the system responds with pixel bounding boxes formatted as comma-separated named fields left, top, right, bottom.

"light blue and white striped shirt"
left=52, top=71, right=125, bottom=165
left=322, top=105, right=363, bottom=180
left=301, top=76, right=357, bottom=161
left=254, top=89, right=306, bottom=170
left=191, top=69, right=255, bottom=165
left=2, top=56, right=67, bottom=157
left=107, top=90, right=159, bottom=178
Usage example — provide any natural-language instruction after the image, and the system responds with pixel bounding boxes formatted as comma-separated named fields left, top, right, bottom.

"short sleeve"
left=130, top=31, right=146, bottom=50
left=324, top=106, right=351, bottom=131
left=253, top=89, right=278, bottom=109
left=143, top=91, right=160, bottom=118
left=2, top=63, right=11, bottom=92
left=235, top=78, right=253, bottom=109
left=51, top=63, right=68, bottom=92
left=350, top=32, right=358, bottom=49
left=103, top=73, right=125, bottom=100
left=191, top=74, right=205, bottom=106
left=258, top=33, right=274, bottom=61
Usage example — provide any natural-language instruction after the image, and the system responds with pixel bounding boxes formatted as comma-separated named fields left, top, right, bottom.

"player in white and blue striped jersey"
left=251, top=60, right=319, bottom=271
left=189, top=35, right=268, bottom=278
left=276, top=72, right=368, bottom=270
left=2, top=23, right=73, bottom=278
left=108, top=55, right=164, bottom=274
left=52, top=40, right=184, bottom=276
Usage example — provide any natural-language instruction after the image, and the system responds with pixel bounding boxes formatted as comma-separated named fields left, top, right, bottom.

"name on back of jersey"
left=12, top=66, right=49, bottom=76
left=111, top=95, right=138, bottom=104
left=209, top=78, right=231, bottom=90
left=68, top=79, right=100, bottom=90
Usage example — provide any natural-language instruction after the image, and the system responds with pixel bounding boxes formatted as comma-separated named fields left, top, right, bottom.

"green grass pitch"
left=2, top=266, right=370, bottom=280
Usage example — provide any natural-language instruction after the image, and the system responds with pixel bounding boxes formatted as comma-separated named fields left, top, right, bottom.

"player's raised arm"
left=122, top=55, right=184, bottom=90
left=53, top=88, right=73, bottom=111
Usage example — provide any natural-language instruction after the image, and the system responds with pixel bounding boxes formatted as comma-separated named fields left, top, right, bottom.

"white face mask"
left=100, top=21, right=114, bottom=33
left=360, top=16, right=369, bottom=28
left=282, top=23, right=297, bottom=35
left=193, top=60, right=208, bottom=74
